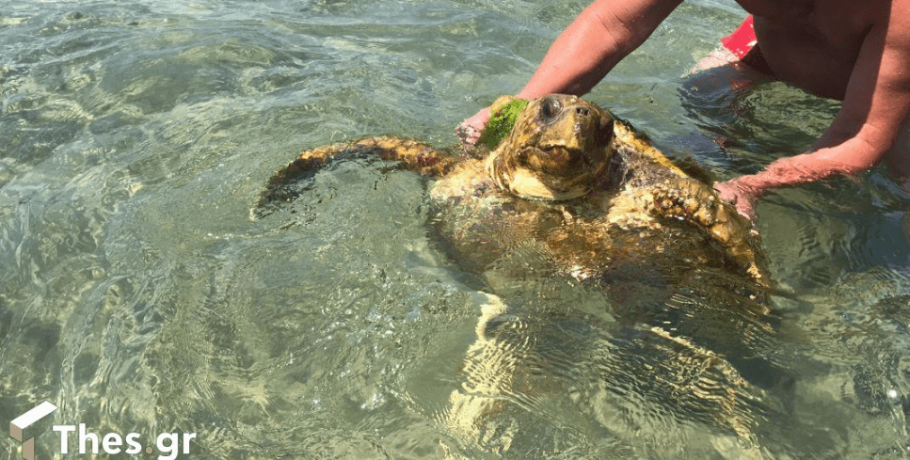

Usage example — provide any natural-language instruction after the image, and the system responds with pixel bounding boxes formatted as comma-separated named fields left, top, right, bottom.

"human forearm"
left=733, top=130, right=891, bottom=194
left=712, top=152, right=837, bottom=221
left=734, top=153, right=853, bottom=193
left=515, top=9, right=624, bottom=98
left=458, top=0, right=682, bottom=146
left=516, top=0, right=682, bottom=99
left=714, top=127, right=897, bottom=220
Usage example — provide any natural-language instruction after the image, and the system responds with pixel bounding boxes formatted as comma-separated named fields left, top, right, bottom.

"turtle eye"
left=539, top=96, right=561, bottom=122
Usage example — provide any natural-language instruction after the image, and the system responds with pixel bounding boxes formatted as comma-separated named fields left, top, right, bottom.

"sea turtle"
left=260, top=94, right=765, bottom=286
left=258, top=94, right=781, bottom=453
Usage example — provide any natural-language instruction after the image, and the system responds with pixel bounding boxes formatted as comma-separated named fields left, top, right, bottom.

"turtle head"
left=486, top=94, right=615, bottom=201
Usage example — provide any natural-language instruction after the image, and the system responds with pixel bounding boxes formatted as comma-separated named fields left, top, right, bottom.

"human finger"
left=456, top=107, right=492, bottom=145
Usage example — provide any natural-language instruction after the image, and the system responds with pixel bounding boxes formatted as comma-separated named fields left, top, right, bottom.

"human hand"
left=713, top=179, right=759, bottom=221
left=456, top=106, right=492, bottom=146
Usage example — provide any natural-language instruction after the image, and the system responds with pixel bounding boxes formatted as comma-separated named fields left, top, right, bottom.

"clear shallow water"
left=1, top=0, right=909, bottom=459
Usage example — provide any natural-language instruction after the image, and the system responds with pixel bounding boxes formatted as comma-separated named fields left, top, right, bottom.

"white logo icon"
left=9, top=401, right=57, bottom=460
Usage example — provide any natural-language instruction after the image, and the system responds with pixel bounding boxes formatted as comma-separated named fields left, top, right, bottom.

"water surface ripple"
left=1, top=0, right=909, bottom=458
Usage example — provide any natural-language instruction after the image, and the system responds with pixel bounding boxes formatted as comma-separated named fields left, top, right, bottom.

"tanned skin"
left=458, top=0, right=910, bottom=219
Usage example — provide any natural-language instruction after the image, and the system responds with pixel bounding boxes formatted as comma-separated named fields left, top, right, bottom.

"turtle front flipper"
left=259, top=136, right=455, bottom=209
left=647, top=178, right=769, bottom=286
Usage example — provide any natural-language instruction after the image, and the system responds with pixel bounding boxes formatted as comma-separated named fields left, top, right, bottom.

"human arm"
left=716, top=3, right=910, bottom=219
left=457, top=0, right=683, bottom=144
left=514, top=0, right=683, bottom=99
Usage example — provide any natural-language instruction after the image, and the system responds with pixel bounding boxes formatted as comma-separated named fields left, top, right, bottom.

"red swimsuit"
left=722, top=15, right=775, bottom=75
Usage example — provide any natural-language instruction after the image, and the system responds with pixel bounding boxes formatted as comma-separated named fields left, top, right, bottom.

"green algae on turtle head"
left=478, top=98, right=529, bottom=149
